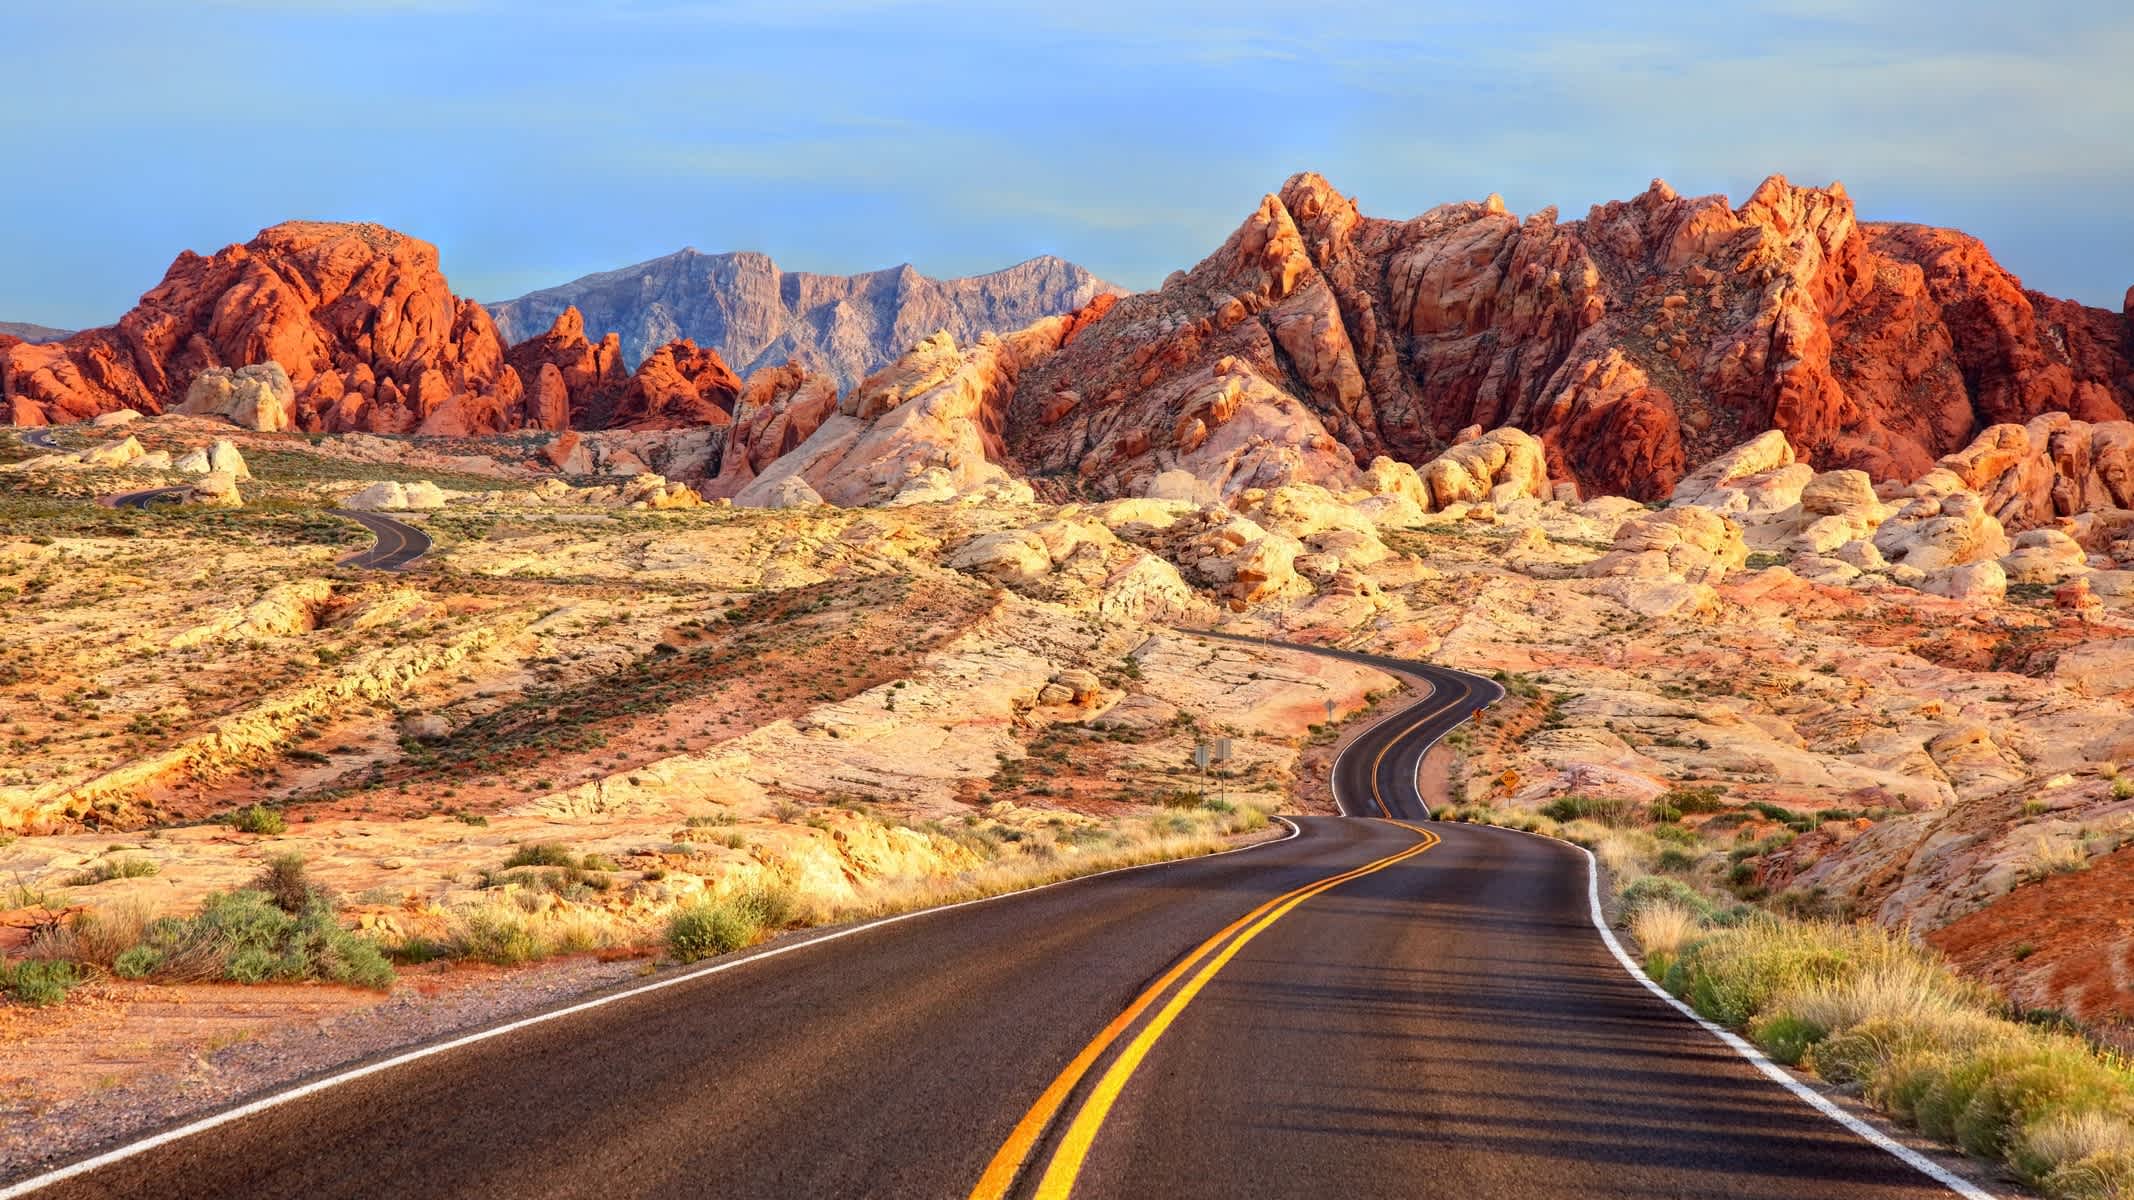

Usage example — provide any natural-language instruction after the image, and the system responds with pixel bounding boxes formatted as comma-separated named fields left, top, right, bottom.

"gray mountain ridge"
left=0, top=322, right=74, bottom=344
left=490, top=249, right=1121, bottom=393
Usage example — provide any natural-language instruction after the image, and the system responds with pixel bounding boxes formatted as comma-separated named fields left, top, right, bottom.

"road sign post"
left=1193, top=740, right=1210, bottom=803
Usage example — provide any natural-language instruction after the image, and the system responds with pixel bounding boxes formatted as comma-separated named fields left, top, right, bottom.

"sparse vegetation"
left=229, top=804, right=287, bottom=835
left=64, top=856, right=159, bottom=886
left=109, top=889, right=392, bottom=989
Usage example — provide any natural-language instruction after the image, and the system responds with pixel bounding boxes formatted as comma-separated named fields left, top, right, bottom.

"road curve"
left=2, top=646, right=1975, bottom=1199
left=334, top=509, right=432, bottom=571
left=90, top=486, right=431, bottom=572
left=20, top=427, right=59, bottom=451
left=101, top=486, right=192, bottom=510
left=1187, top=628, right=1504, bottom=819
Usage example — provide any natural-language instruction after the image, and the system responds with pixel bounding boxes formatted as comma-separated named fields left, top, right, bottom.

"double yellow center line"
left=969, top=821, right=1441, bottom=1200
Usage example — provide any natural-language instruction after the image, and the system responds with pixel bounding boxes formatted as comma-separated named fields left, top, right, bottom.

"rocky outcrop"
left=186, top=470, right=242, bottom=508
left=490, top=250, right=1119, bottom=392
left=605, top=339, right=742, bottom=430
left=177, top=363, right=296, bottom=432
left=999, top=173, right=2131, bottom=501
left=503, top=306, right=626, bottom=431
left=1934, top=414, right=2134, bottom=535
left=732, top=318, right=1073, bottom=509
left=704, top=364, right=840, bottom=500
left=502, top=306, right=744, bottom=433
left=1418, top=427, right=1551, bottom=509
left=1, top=222, right=534, bottom=434
left=1585, top=507, right=1747, bottom=584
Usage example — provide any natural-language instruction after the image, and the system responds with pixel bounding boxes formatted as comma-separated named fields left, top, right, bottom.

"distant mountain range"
left=489, top=250, right=1120, bottom=392
left=0, top=322, right=72, bottom=344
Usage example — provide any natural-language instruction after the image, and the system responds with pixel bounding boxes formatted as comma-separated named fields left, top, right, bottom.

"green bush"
left=65, top=856, right=159, bottom=886
left=1541, top=794, right=1633, bottom=825
left=444, top=906, right=542, bottom=966
left=1619, top=875, right=1718, bottom=924
left=230, top=805, right=287, bottom=835
left=112, top=890, right=392, bottom=989
left=0, top=959, right=82, bottom=1006
left=665, top=885, right=798, bottom=963
left=504, top=842, right=578, bottom=868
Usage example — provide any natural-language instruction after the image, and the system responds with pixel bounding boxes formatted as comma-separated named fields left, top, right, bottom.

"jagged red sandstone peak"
left=998, top=173, right=2132, bottom=500
left=0, top=222, right=531, bottom=433
left=0, top=224, right=747, bottom=436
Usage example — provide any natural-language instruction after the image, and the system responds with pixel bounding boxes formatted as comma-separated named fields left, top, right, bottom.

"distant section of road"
left=334, top=510, right=431, bottom=571
left=101, top=486, right=191, bottom=510
left=21, top=427, right=59, bottom=451
left=1187, top=627, right=1504, bottom=818
left=88, top=485, right=431, bottom=572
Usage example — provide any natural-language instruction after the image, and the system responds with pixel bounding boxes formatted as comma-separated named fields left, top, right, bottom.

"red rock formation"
left=606, top=339, right=742, bottom=430
left=503, top=306, right=627, bottom=429
left=704, top=362, right=840, bottom=499
left=0, top=222, right=533, bottom=435
left=1004, top=173, right=2134, bottom=500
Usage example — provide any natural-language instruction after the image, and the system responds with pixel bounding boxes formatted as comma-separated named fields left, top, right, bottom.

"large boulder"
left=1671, top=430, right=1803, bottom=513
left=1999, top=528, right=2090, bottom=585
left=1921, top=559, right=2007, bottom=602
left=1873, top=491, right=2009, bottom=571
left=187, top=470, right=243, bottom=507
left=178, top=363, right=296, bottom=432
left=1418, top=427, right=1550, bottom=510
left=341, top=480, right=446, bottom=511
left=80, top=436, right=144, bottom=468
left=207, top=438, right=251, bottom=480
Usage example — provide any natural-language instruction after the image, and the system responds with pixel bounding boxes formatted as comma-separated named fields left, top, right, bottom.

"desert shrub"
left=64, top=856, right=159, bottom=886
left=1654, top=845, right=1703, bottom=874
left=1660, top=785, right=1728, bottom=814
left=1619, top=875, right=1717, bottom=925
left=667, top=901, right=757, bottom=962
left=665, top=884, right=798, bottom=962
left=504, top=842, right=579, bottom=869
left=442, top=903, right=542, bottom=965
left=32, top=897, right=152, bottom=966
left=1541, top=794, right=1633, bottom=825
left=0, top=959, right=82, bottom=1006
left=1666, top=917, right=2134, bottom=1194
left=112, top=889, right=392, bottom=989
left=251, top=853, right=324, bottom=914
left=229, top=805, right=287, bottom=835
left=1629, top=901, right=1702, bottom=980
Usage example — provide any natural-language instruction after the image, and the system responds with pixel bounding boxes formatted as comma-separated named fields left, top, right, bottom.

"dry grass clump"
left=832, top=803, right=1273, bottom=923
left=666, top=885, right=801, bottom=962
left=1627, top=900, right=1702, bottom=978
left=1664, top=917, right=2134, bottom=1197
left=429, top=886, right=640, bottom=966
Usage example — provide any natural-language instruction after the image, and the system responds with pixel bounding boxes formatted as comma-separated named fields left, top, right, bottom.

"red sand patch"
left=1926, top=845, right=2134, bottom=1047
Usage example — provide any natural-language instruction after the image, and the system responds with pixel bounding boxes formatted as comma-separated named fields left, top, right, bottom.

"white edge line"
left=0, top=817, right=1304, bottom=1197
left=1482, top=822, right=1997, bottom=1200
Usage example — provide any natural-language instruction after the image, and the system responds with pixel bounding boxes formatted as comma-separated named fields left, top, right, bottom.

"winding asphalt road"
left=334, top=509, right=433, bottom=571
left=96, top=487, right=430, bottom=571
left=1, top=637, right=1977, bottom=1199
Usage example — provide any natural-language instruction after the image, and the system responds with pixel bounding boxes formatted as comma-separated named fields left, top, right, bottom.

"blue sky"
left=4, top=0, right=2129, bottom=329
